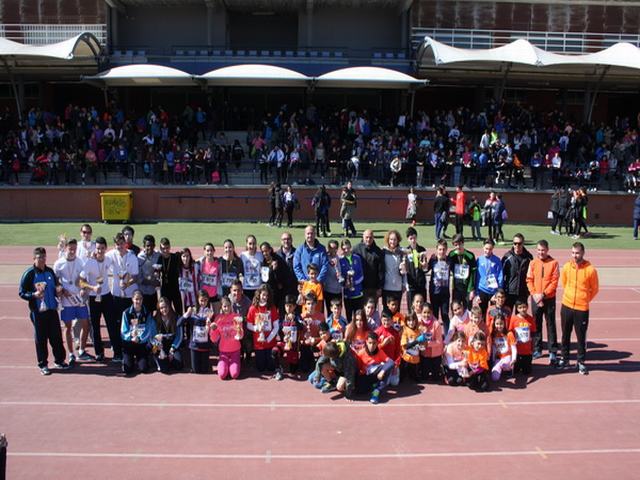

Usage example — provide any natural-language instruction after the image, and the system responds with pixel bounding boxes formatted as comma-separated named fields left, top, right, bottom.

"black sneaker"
left=556, top=358, right=570, bottom=369
left=78, top=351, right=94, bottom=361
left=40, top=366, right=51, bottom=376
left=68, top=355, right=76, bottom=367
left=95, top=354, right=105, bottom=362
left=578, top=363, right=589, bottom=375
left=54, top=361, right=70, bottom=370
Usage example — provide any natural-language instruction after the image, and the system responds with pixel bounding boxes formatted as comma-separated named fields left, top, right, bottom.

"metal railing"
left=0, top=23, right=107, bottom=46
left=412, top=27, right=640, bottom=54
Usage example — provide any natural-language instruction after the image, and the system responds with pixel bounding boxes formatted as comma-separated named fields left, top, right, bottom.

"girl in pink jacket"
left=210, top=297, right=243, bottom=380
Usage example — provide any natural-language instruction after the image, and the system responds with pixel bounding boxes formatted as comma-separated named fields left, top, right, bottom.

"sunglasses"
left=513, top=242, right=523, bottom=246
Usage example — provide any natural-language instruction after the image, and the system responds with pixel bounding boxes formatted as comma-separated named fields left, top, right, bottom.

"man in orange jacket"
left=526, top=239, right=559, bottom=365
left=559, top=242, right=599, bottom=374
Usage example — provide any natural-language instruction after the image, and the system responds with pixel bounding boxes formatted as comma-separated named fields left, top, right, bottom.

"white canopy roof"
left=201, top=64, right=311, bottom=87
left=0, top=33, right=100, bottom=60
left=316, top=66, right=426, bottom=89
left=419, top=36, right=640, bottom=70
left=85, top=64, right=194, bottom=86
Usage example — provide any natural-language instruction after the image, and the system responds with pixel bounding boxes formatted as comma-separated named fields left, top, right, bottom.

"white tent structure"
left=0, top=33, right=101, bottom=60
left=0, top=32, right=102, bottom=121
left=316, top=66, right=426, bottom=89
left=84, top=64, right=195, bottom=86
left=200, top=64, right=311, bottom=87
left=418, top=35, right=640, bottom=72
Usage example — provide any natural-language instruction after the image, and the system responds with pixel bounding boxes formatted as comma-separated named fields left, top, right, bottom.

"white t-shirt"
left=106, top=249, right=139, bottom=298
left=241, top=251, right=264, bottom=290
left=53, top=256, right=86, bottom=307
left=76, top=240, right=96, bottom=261
left=80, top=256, right=113, bottom=297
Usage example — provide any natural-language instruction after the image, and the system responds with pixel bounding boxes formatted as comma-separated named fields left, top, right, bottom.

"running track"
left=1, top=247, right=639, bottom=479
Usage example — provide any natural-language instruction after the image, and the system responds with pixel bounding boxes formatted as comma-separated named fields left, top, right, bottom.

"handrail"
left=0, top=23, right=107, bottom=46
left=411, top=27, right=640, bottom=54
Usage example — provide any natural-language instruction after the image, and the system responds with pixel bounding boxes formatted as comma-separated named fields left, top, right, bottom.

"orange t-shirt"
left=301, top=281, right=324, bottom=315
left=464, top=321, right=488, bottom=345
left=489, top=332, right=517, bottom=360
left=464, top=346, right=489, bottom=372
left=356, top=347, right=390, bottom=375
left=508, top=314, right=536, bottom=355
left=401, top=325, right=423, bottom=364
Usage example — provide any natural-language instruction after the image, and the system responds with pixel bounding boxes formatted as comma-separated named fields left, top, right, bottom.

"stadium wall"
left=0, top=187, right=633, bottom=226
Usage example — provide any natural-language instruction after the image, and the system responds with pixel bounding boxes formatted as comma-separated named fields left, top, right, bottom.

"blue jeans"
left=634, top=218, right=639, bottom=239
left=435, top=212, right=444, bottom=239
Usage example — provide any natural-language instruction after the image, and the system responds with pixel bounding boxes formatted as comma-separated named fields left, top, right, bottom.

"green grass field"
left=0, top=221, right=637, bottom=249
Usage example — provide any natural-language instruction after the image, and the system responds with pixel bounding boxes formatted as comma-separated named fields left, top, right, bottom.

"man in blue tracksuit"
left=475, top=238, right=504, bottom=317
left=19, top=247, right=69, bottom=375
left=294, top=225, right=329, bottom=283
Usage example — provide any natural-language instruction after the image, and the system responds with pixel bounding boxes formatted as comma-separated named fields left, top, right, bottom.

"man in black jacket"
left=19, top=247, right=69, bottom=375
left=433, top=187, right=450, bottom=240
left=353, top=229, right=385, bottom=303
left=501, top=233, right=533, bottom=309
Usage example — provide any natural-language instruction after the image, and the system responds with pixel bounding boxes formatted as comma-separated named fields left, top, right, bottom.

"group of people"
left=20, top=221, right=600, bottom=403
left=1, top=99, right=640, bottom=192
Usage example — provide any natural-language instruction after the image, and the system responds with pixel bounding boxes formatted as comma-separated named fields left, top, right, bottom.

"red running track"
left=0, top=248, right=639, bottom=479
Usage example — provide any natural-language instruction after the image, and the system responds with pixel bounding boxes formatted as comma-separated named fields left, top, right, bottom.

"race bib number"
left=221, top=273, right=236, bottom=287
left=486, top=273, right=499, bottom=290
left=69, top=294, right=85, bottom=307
left=179, top=277, right=194, bottom=292
left=515, top=326, right=530, bottom=344
left=454, top=264, right=469, bottom=280
left=135, top=326, right=146, bottom=338
left=406, top=338, right=419, bottom=357
left=222, top=324, right=236, bottom=340
left=352, top=339, right=365, bottom=351
left=200, top=274, right=217, bottom=287
left=424, top=332, right=433, bottom=342
left=246, top=274, right=260, bottom=288
left=331, top=331, right=343, bottom=341
left=494, top=336, right=508, bottom=354
left=260, top=267, right=270, bottom=283
left=193, top=325, right=208, bottom=343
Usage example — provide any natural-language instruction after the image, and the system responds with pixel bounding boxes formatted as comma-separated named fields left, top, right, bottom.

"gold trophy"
left=233, top=316, right=243, bottom=341
left=256, top=314, right=266, bottom=343
left=130, top=316, right=139, bottom=342
left=95, top=276, right=104, bottom=303
left=35, top=281, right=47, bottom=312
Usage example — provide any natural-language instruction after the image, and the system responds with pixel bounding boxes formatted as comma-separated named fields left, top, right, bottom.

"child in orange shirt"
left=385, top=297, right=405, bottom=330
left=489, top=313, right=517, bottom=381
left=345, top=308, right=369, bottom=353
left=508, top=300, right=536, bottom=375
left=464, top=306, right=488, bottom=345
left=400, top=312, right=426, bottom=382
left=298, top=264, right=324, bottom=315
left=465, top=331, right=490, bottom=391
left=299, top=293, right=324, bottom=372
left=356, top=332, right=395, bottom=404
left=444, top=331, right=469, bottom=386
left=419, top=303, right=444, bottom=382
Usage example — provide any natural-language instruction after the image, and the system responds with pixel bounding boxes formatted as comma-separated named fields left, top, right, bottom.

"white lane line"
left=7, top=448, right=640, bottom=460
left=1, top=399, right=639, bottom=409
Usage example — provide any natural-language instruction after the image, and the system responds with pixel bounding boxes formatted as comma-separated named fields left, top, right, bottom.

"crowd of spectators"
left=1, top=99, right=639, bottom=192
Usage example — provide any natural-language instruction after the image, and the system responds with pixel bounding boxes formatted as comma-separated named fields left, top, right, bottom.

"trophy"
left=35, top=282, right=47, bottom=312
left=118, top=270, right=127, bottom=290
left=233, top=316, right=243, bottom=341
left=284, top=331, right=293, bottom=351
left=256, top=314, right=266, bottom=343
left=399, top=256, right=407, bottom=275
left=130, top=316, right=139, bottom=342
left=346, top=269, right=355, bottom=291
left=95, top=276, right=104, bottom=303
left=152, top=263, right=162, bottom=299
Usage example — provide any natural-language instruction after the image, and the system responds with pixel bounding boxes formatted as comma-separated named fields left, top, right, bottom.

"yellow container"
left=100, top=191, right=133, bottom=222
